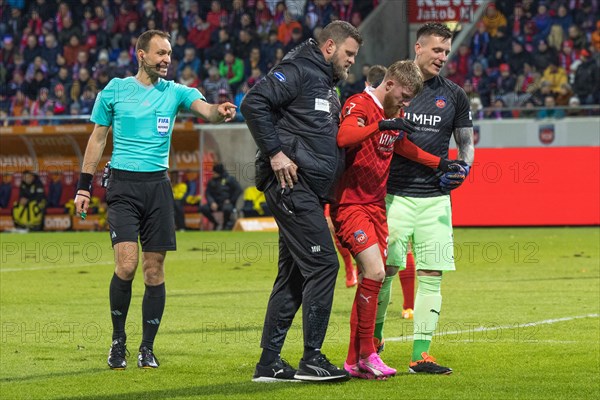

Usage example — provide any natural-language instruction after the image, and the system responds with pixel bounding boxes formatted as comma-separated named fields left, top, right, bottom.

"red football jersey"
left=335, top=89, right=400, bottom=206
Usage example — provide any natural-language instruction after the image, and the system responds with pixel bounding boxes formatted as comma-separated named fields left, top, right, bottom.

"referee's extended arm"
left=190, top=99, right=237, bottom=123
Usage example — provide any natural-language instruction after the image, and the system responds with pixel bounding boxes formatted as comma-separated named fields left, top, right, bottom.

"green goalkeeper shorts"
left=385, top=194, right=455, bottom=271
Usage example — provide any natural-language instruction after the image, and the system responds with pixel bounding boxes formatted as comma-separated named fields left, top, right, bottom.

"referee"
left=74, top=30, right=236, bottom=370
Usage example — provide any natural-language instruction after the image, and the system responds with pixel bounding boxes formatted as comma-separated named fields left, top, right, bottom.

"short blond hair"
left=385, top=60, right=424, bottom=96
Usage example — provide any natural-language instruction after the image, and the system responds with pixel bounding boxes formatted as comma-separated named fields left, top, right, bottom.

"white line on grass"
left=0, top=255, right=223, bottom=273
left=1, top=262, right=113, bottom=272
left=386, top=313, right=600, bottom=342
left=453, top=339, right=580, bottom=343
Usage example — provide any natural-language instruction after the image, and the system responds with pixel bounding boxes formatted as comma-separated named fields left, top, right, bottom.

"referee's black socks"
left=109, top=273, right=133, bottom=341
left=141, top=282, right=166, bottom=350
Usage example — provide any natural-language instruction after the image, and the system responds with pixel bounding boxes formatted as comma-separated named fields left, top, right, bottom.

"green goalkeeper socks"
left=374, top=276, right=394, bottom=340
left=412, top=275, right=442, bottom=361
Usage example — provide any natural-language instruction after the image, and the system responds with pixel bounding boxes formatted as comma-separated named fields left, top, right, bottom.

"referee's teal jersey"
left=90, top=77, right=204, bottom=172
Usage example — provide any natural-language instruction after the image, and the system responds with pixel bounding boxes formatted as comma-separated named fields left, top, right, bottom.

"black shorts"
left=106, top=169, right=176, bottom=252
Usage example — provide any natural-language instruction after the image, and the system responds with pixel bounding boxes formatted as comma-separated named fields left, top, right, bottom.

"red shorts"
left=330, top=203, right=388, bottom=262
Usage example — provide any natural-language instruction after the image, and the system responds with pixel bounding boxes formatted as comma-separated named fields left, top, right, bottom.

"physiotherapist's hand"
left=270, top=151, right=298, bottom=189
left=217, top=102, right=237, bottom=122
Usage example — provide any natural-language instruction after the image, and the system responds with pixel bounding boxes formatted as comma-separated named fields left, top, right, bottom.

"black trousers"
left=260, top=177, right=339, bottom=353
left=199, top=202, right=234, bottom=226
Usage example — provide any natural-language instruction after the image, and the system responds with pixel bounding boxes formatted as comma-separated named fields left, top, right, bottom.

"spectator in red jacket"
left=455, top=43, right=471, bottom=77
left=112, top=3, right=139, bottom=34
left=444, top=61, right=465, bottom=87
left=558, top=39, right=579, bottom=72
left=187, top=15, right=212, bottom=53
left=207, top=0, right=228, bottom=33
left=63, top=34, right=87, bottom=67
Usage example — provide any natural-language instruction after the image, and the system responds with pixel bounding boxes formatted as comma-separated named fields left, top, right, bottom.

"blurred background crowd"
left=0, top=0, right=379, bottom=124
left=0, top=0, right=598, bottom=126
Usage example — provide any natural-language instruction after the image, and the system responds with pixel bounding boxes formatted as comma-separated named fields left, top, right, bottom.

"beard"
left=382, top=91, right=400, bottom=118
left=143, top=64, right=158, bottom=78
left=331, top=50, right=349, bottom=81
left=142, top=59, right=167, bottom=78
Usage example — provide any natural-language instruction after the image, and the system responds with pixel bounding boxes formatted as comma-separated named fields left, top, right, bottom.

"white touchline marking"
left=385, top=314, right=600, bottom=342
left=0, top=255, right=208, bottom=273
left=453, top=339, right=581, bottom=344
left=1, top=262, right=113, bottom=272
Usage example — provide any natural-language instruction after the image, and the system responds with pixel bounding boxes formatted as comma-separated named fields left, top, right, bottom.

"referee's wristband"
left=77, top=173, right=94, bottom=192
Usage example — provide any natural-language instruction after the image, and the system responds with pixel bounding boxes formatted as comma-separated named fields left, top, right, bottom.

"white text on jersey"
left=405, top=113, right=442, bottom=126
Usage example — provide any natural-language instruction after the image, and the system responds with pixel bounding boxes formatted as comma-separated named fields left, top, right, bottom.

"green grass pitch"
left=1, top=227, right=598, bottom=399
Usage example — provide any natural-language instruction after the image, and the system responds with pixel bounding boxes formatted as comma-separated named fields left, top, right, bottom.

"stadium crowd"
left=0, top=0, right=379, bottom=124
left=445, top=0, right=600, bottom=118
left=1, top=0, right=598, bottom=124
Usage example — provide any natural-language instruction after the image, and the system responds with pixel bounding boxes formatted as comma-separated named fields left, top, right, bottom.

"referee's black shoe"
left=107, top=338, right=128, bottom=370
left=137, top=346, right=160, bottom=369
left=294, top=353, right=350, bottom=382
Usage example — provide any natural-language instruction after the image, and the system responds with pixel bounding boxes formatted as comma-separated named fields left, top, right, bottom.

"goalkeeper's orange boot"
left=401, top=308, right=414, bottom=319
left=409, top=352, right=452, bottom=375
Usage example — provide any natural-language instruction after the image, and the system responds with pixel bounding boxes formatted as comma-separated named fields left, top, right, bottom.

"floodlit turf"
left=0, top=227, right=598, bottom=399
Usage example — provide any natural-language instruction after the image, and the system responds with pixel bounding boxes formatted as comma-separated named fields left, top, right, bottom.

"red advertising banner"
left=408, top=0, right=482, bottom=23
left=451, top=147, right=600, bottom=226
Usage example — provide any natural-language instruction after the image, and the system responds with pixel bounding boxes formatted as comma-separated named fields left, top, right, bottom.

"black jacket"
left=19, top=174, right=46, bottom=203
left=572, top=59, right=600, bottom=98
left=205, top=172, right=242, bottom=206
left=241, top=39, right=344, bottom=202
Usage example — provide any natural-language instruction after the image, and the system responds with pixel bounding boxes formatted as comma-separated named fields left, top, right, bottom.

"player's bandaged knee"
left=413, top=276, right=442, bottom=341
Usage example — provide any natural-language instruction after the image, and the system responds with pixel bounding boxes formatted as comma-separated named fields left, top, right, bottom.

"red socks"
left=347, top=277, right=382, bottom=363
left=399, top=251, right=416, bottom=310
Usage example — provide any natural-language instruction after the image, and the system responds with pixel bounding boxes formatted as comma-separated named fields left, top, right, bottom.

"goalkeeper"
left=377, top=23, right=474, bottom=375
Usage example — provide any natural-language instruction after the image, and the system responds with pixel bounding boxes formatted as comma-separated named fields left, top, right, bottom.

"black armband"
left=77, top=173, right=94, bottom=192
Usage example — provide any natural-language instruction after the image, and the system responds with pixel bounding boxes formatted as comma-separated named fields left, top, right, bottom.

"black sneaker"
left=137, top=346, right=160, bottom=369
left=408, top=352, right=452, bottom=375
left=252, top=358, right=299, bottom=382
left=107, top=338, right=128, bottom=370
left=295, top=353, right=350, bottom=382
